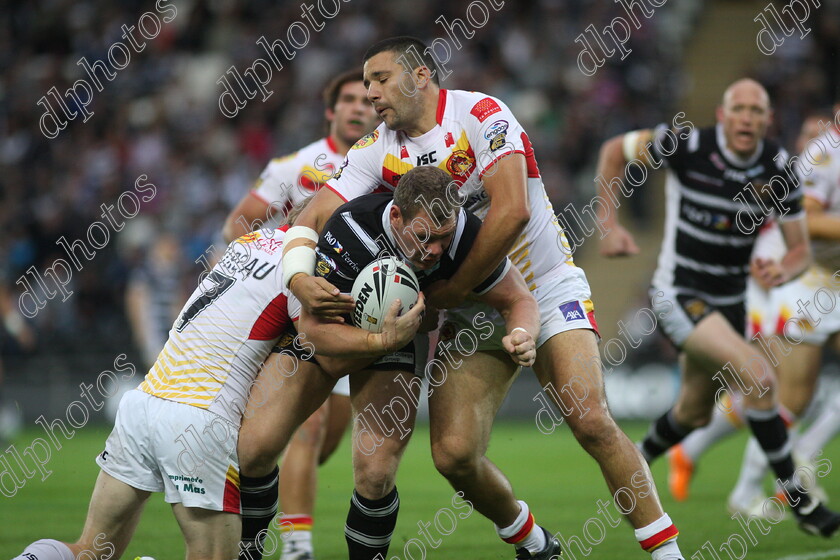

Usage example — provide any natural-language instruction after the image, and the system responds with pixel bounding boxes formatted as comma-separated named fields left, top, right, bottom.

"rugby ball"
left=351, top=256, right=420, bottom=333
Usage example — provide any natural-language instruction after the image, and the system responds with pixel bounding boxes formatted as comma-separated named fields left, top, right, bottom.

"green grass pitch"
left=3, top=421, right=840, bottom=559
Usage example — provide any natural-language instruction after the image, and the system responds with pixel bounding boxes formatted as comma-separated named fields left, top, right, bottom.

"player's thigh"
left=239, top=352, right=335, bottom=470
left=350, top=368, right=419, bottom=466
left=320, top=393, right=352, bottom=464
left=775, top=341, right=822, bottom=415
left=683, top=311, right=775, bottom=393
left=75, top=470, right=151, bottom=559
left=428, top=349, right=518, bottom=457
left=171, top=503, right=240, bottom=560
left=532, top=328, right=606, bottom=419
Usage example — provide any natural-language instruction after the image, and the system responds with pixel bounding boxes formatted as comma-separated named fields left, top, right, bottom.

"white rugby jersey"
left=800, top=128, right=840, bottom=270
left=752, top=128, right=840, bottom=268
left=325, top=89, right=574, bottom=292
left=251, top=137, right=344, bottom=218
left=138, top=228, right=292, bottom=426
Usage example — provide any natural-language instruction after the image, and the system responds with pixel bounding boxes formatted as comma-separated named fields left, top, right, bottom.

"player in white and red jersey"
left=666, top=107, right=840, bottom=515
left=12, top=226, right=421, bottom=560
left=223, top=70, right=379, bottom=560
left=282, top=37, right=682, bottom=560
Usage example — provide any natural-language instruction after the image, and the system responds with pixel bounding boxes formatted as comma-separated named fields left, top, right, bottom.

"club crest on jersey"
left=352, top=130, right=379, bottom=150
left=446, top=150, right=476, bottom=178
left=559, top=301, right=585, bottom=322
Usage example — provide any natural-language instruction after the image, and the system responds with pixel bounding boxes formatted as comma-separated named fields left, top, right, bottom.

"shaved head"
left=722, top=78, right=770, bottom=109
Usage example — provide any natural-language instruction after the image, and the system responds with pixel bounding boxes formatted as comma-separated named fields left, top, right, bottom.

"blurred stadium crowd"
left=0, top=0, right=837, bottom=375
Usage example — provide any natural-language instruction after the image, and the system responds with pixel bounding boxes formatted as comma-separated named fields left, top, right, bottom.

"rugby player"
left=598, top=78, right=840, bottom=536
left=282, top=37, right=684, bottom=560
left=12, top=225, right=421, bottom=560
left=667, top=106, right=840, bottom=513
left=236, top=165, right=541, bottom=560
left=223, top=70, right=379, bottom=560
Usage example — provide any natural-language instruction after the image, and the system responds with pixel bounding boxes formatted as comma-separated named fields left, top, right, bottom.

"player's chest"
left=380, top=131, right=482, bottom=193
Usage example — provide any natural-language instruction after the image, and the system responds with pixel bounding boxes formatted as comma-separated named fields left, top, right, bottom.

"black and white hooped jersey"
left=650, top=124, right=803, bottom=305
left=295, top=193, right=510, bottom=316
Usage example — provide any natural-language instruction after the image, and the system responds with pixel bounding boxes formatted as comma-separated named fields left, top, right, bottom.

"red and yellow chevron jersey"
left=326, top=89, right=573, bottom=291
left=251, top=136, right=344, bottom=217
left=139, top=227, right=295, bottom=426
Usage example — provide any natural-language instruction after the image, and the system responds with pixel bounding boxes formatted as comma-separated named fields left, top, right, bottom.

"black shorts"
left=272, top=328, right=417, bottom=374
left=651, top=287, right=746, bottom=348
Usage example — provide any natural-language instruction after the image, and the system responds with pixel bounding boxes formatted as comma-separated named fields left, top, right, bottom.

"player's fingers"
left=501, top=335, right=516, bottom=354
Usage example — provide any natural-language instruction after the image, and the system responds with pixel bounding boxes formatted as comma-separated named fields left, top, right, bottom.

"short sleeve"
left=648, top=124, right=695, bottom=170
left=324, top=130, right=386, bottom=201
left=797, top=148, right=834, bottom=207
left=774, top=148, right=803, bottom=222
left=462, top=95, right=528, bottom=179
left=252, top=156, right=298, bottom=207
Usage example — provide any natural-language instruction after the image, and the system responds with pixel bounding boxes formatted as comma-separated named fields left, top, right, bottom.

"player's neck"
left=403, top=88, right=441, bottom=138
left=329, top=133, right=351, bottom=156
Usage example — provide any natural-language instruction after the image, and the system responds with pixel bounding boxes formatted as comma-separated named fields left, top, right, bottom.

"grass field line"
left=773, top=548, right=840, bottom=560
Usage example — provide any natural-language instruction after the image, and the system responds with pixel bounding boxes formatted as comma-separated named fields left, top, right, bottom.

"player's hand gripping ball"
left=351, top=256, right=420, bottom=333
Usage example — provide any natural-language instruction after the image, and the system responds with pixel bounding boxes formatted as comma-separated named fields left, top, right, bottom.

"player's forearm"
left=300, top=316, right=389, bottom=358
left=595, top=136, right=629, bottom=227
left=807, top=213, right=840, bottom=241
left=499, top=295, right=540, bottom=340
left=780, top=241, right=812, bottom=282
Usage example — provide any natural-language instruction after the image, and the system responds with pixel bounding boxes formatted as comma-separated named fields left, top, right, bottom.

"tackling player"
left=223, top=70, right=379, bottom=560
left=282, top=37, right=684, bottom=560
left=236, top=165, right=540, bottom=560
left=11, top=224, right=421, bottom=560
left=598, top=78, right=840, bottom=536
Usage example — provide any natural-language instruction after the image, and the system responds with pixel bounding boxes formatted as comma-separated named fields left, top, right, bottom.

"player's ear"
left=325, top=107, right=335, bottom=123
left=415, top=65, right=432, bottom=89
left=390, top=204, right=403, bottom=225
left=715, top=105, right=725, bottom=123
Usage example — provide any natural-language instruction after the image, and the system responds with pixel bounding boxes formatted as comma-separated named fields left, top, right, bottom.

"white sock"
left=797, top=391, right=840, bottom=461
left=651, top=540, right=684, bottom=560
left=13, top=539, right=75, bottom=560
left=282, top=529, right=313, bottom=555
left=635, top=514, right=680, bottom=557
left=495, top=501, right=547, bottom=553
left=730, top=437, right=769, bottom=505
left=680, top=405, right=740, bottom=461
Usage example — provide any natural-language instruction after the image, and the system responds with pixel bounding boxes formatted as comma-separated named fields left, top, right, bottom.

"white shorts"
left=97, top=390, right=241, bottom=513
left=747, top=266, right=840, bottom=347
left=440, top=266, right=598, bottom=352
left=332, top=376, right=350, bottom=397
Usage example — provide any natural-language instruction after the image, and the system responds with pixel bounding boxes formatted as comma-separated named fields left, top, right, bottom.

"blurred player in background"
left=284, top=37, right=684, bottom=560
left=223, top=70, right=379, bottom=560
left=599, top=78, right=840, bottom=536
left=668, top=104, right=840, bottom=514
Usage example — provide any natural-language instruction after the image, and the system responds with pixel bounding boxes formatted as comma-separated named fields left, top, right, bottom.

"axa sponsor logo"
left=559, top=301, right=584, bottom=322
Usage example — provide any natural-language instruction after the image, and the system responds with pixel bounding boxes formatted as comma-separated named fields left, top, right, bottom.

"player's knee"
left=431, top=437, right=479, bottom=481
left=353, top=459, right=398, bottom=499
left=237, top=444, right=281, bottom=477
left=566, top=407, right=619, bottom=450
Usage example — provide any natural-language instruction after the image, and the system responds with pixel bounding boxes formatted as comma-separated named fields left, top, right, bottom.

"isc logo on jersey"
left=559, top=301, right=585, bottom=322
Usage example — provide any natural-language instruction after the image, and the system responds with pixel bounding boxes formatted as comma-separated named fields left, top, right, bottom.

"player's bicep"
left=481, top=153, right=529, bottom=212
left=292, top=187, right=345, bottom=236
left=473, top=263, right=531, bottom=312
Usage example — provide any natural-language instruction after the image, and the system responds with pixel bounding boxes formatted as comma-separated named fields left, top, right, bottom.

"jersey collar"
left=436, top=89, right=448, bottom=125
left=325, top=135, right=340, bottom=154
